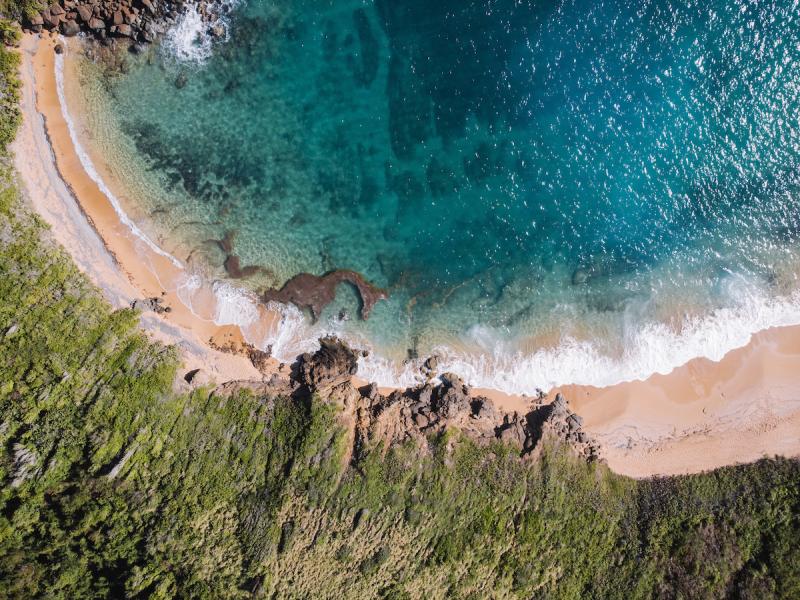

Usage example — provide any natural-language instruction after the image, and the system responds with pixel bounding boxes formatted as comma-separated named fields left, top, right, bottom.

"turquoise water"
left=73, top=0, right=800, bottom=390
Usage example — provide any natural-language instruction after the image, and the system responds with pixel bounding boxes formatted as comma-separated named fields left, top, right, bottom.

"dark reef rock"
left=262, top=270, right=387, bottom=321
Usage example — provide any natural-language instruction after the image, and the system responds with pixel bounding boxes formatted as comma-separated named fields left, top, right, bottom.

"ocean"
left=63, top=0, right=800, bottom=393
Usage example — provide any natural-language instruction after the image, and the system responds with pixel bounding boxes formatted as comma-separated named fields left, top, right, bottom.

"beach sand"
left=13, top=33, right=272, bottom=385
left=13, top=33, right=800, bottom=478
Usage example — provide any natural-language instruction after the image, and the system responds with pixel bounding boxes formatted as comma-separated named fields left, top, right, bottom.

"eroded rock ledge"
left=224, top=336, right=601, bottom=465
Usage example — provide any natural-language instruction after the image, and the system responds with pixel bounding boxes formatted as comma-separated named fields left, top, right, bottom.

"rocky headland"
left=220, top=336, right=601, bottom=465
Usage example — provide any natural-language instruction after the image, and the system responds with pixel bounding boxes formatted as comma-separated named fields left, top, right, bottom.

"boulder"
left=440, top=371, right=469, bottom=394
left=89, top=17, right=105, bottom=30
left=470, top=396, right=499, bottom=421
left=360, top=382, right=379, bottom=401
left=60, top=19, right=80, bottom=36
left=76, top=5, right=93, bottom=22
left=49, top=2, right=65, bottom=15
left=141, top=0, right=154, bottom=12
left=412, top=412, right=429, bottom=428
left=130, top=296, right=168, bottom=314
left=42, top=10, right=62, bottom=29
left=54, top=42, right=64, bottom=54
left=28, top=13, right=44, bottom=26
left=184, top=368, right=201, bottom=383
left=115, top=23, right=132, bottom=36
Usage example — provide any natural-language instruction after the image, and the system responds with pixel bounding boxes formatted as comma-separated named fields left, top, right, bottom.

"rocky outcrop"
left=284, top=337, right=602, bottom=465
left=296, top=336, right=359, bottom=390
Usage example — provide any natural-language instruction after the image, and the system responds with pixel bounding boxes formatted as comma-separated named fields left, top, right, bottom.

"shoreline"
left=14, top=32, right=274, bottom=386
left=14, top=32, right=800, bottom=478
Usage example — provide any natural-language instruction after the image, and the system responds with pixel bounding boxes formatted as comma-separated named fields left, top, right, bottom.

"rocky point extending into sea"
left=24, top=0, right=226, bottom=48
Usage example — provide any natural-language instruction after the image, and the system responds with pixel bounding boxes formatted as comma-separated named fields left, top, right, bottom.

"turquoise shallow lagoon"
left=69, top=0, right=800, bottom=392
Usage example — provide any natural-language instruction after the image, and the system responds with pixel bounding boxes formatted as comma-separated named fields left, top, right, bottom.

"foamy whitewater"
left=162, top=0, right=241, bottom=64
left=59, top=0, right=800, bottom=395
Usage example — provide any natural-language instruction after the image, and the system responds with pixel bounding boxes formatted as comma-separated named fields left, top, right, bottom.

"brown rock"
left=49, top=3, right=65, bottom=15
left=29, top=13, right=45, bottom=25
left=113, top=10, right=123, bottom=24
left=54, top=42, right=64, bottom=54
left=42, top=10, right=62, bottom=28
left=141, top=0, right=153, bottom=12
left=115, top=23, right=132, bottom=36
left=60, top=19, right=80, bottom=36
left=413, top=413, right=430, bottom=428
left=88, top=17, right=105, bottom=29
left=76, top=5, right=92, bottom=22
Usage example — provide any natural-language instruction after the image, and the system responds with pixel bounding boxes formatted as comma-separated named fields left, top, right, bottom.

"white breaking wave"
left=358, top=281, right=800, bottom=395
left=185, top=267, right=800, bottom=396
left=54, top=50, right=182, bottom=268
left=212, top=281, right=260, bottom=328
left=162, top=0, right=240, bottom=64
left=259, top=301, right=318, bottom=359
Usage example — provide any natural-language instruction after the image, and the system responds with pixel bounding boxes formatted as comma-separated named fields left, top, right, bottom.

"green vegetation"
left=0, top=30, right=798, bottom=600
left=0, top=0, right=41, bottom=23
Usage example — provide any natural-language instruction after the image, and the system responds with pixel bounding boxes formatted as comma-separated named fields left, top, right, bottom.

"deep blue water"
left=75, top=0, right=800, bottom=389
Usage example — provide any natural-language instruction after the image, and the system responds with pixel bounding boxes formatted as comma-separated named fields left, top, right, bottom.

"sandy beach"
left=13, top=33, right=271, bottom=385
left=13, top=33, right=800, bottom=478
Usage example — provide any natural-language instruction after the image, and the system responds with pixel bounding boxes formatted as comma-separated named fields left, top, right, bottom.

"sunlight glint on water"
left=66, top=0, right=800, bottom=393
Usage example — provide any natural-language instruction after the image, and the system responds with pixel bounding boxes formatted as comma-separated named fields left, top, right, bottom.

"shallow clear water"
left=70, top=0, right=800, bottom=391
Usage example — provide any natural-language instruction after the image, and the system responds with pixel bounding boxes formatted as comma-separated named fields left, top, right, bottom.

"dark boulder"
left=61, top=19, right=80, bottom=36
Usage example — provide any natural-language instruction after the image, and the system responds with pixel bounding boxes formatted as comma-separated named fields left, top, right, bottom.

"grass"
left=0, top=25, right=798, bottom=599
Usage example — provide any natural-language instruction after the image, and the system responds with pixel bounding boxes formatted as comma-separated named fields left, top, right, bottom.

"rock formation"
left=261, top=270, right=388, bottom=321
left=278, top=337, right=601, bottom=465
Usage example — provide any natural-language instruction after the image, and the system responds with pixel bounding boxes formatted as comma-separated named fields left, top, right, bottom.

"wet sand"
left=13, top=33, right=800, bottom=478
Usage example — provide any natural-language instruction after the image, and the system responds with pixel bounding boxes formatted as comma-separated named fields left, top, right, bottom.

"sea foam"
left=356, top=278, right=800, bottom=394
left=162, top=0, right=240, bottom=64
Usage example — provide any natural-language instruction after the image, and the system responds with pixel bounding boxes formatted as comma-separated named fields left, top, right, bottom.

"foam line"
left=54, top=49, right=183, bottom=268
